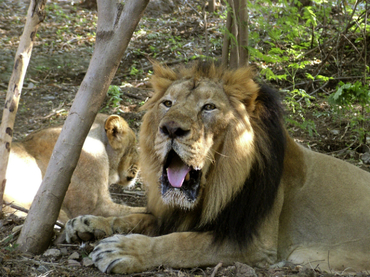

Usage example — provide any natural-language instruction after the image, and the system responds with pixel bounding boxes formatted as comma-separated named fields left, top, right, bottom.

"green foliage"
left=3, top=243, right=18, bottom=252
left=285, top=89, right=315, bottom=111
left=1, top=234, right=18, bottom=252
left=283, top=87, right=317, bottom=137
left=246, top=0, right=333, bottom=80
left=328, top=81, right=370, bottom=107
left=328, top=81, right=370, bottom=142
left=129, top=66, right=144, bottom=77
left=101, top=85, right=123, bottom=114
left=286, top=117, right=317, bottom=137
left=242, top=0, right=367, bottom=140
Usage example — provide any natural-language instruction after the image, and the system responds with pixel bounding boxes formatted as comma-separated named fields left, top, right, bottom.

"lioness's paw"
left=65, top=215, right=112, bottom=243
left=91, top=234, right=153, bottom=274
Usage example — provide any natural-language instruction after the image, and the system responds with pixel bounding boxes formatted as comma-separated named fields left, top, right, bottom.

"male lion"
left=66, top=62, right=370, bottom=274
left=4, top=114, right=144, bottom=222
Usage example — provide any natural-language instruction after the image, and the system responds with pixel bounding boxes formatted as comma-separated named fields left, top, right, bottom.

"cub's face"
left=151, top=78, right=234, bottom=209
left=104, top=115, right=139, bottom=189
left=115, top=147, right=139, bottom=188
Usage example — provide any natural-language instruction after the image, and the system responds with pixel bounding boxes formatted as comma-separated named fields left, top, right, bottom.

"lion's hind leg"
left=286, top=245, right=370, bottom=273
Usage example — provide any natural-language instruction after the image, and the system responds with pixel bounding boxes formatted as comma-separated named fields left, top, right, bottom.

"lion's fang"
left=185, top=172, right=190, bottom=181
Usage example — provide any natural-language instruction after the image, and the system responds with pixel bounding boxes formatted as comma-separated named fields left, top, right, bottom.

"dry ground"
left=1, top=0, right=369, bottom=276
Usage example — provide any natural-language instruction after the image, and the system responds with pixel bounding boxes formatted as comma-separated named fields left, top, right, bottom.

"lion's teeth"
left=185, top=172, right=190, bottom=181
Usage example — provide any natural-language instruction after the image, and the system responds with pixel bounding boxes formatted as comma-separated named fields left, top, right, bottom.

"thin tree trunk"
left=238, top=0, right=249, bottom=66
left=204, top=6, right=209, bottom=57
left=0, top=0, right=47, bottom=212
left=0, top=180, right=5, bottom=213
left=222, top=10, right=232, bottom=67
left=229, top=0, right=239, bottom=68
left=222, top=0, right=249, bottom=68
left=17, top=0, right=149, bottom=254
left=207, top=0, right=216, bottom=12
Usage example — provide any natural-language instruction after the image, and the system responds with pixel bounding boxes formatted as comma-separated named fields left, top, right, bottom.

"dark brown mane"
left=200, top=83, right=286, bottom=246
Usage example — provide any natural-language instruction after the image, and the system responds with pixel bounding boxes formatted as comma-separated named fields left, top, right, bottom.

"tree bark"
left=238, top=0, right=249, bottom=66
left=0, top=0, right=47, bottom=212
left=222, top=10, right=232, bottom=67
left=221, top=0, right=249, bottom=68
left=229, top=0, right=240, bottom=68
left=17, top=0, right=149, bottom=254
left=0, top=180, right=5, bottom=213
left=207, top=0, right=216, bottom=12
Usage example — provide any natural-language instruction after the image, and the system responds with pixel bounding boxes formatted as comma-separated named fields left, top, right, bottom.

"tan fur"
left=4, top=114, right=144, bottom=223
left=66, top=64, right=370, bottom=274
left=140, top=63, right=263, bottom=223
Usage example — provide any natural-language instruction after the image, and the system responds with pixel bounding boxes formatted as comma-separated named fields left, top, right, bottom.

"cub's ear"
left=105, top=115, right=132, bottom=149
left=222, top=67, right=260, bottom=113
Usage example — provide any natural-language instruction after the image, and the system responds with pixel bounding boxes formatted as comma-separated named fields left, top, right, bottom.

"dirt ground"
left=1, top=0, right=370, bottom=276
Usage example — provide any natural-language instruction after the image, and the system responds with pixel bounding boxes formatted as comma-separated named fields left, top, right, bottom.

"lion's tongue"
left=167, top=155, right=190, bottom=188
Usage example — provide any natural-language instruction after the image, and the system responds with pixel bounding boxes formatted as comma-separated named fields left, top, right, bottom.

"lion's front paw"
left=65, top=215, right=112, bottom=243
left=91, top=234, right=153, bottom=274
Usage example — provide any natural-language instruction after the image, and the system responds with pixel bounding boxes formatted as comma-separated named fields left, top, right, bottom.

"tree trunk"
left=238, top=0, right=249, bottom=66
left=0, top=0, right=47, bottom=212
left=222, top=10, right=232, bottom=67
left=17, top=0, right=149, bottom=254
left=207, top=0, right=216, bottom=12
left=0, top=180, right=5, bottom=213
left=229, top=0, right=240, bottom=68
left=221, top=0, right=249, bottom=68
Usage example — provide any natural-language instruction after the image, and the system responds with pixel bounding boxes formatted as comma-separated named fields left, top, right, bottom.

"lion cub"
left=3, top=114, right=144, bottom=222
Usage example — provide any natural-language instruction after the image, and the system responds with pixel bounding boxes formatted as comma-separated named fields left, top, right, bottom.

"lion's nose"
left=160, top=121, right=190, bottom=139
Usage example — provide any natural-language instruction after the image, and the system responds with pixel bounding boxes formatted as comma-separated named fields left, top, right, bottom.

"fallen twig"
left=56, top=243, right=80, bottom=247
left=122, top=91, right=147, bottom=101
left=3, top=201, right=64, bottom=228
left=10, top=256, right=70, bottom=270
left=111, top=190, right=145, bottom=196
left=283, top=76, right=363, bottom=92
left=0, top=228, right=21, bottom=244
left=327, top=140, right=357, bottom=155
left=210, top=262, right=223, bottom=277
left=297, top=81, right=329, bottom=102
left=4, top=200, right=29, bottom=214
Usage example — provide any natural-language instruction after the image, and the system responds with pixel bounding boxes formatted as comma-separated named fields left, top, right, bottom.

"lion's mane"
left=140, top=62, right=286, bottom=247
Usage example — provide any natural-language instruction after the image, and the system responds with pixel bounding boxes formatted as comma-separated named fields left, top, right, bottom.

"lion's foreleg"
left=91, top=231, right=243, bottom=274
left=110, top=213, right=157, bottom=235
left=65, top=213, right=156, bottom=242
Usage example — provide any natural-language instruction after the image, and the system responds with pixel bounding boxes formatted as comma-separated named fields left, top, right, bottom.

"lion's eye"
left=203, top=103, right=216, bottom=111
left=162, top=100, right=172, bottom=108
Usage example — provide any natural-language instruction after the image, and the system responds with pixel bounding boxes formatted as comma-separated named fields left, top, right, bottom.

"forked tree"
left=11, top=0, right=149, bottom=254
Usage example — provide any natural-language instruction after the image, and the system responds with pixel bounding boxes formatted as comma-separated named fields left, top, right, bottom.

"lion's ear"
left=151, top=62, right=178, bottom=93
left=105, top=115, right=130, bottom=149
left=222, top=67, right=260, bottom=113
left=140, top=62, right=179, bottom=111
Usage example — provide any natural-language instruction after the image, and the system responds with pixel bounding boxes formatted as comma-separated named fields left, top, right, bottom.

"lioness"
left=4, top=114, right=144, bottom=222
left=66, top=63, right=370, bottom=274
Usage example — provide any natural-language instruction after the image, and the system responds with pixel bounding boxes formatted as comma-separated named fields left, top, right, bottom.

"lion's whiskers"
left=212, top=150, right=229, bottom=158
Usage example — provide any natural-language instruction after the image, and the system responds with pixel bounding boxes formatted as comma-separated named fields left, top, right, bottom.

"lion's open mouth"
left=160, top=150, right=201, bottom=203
